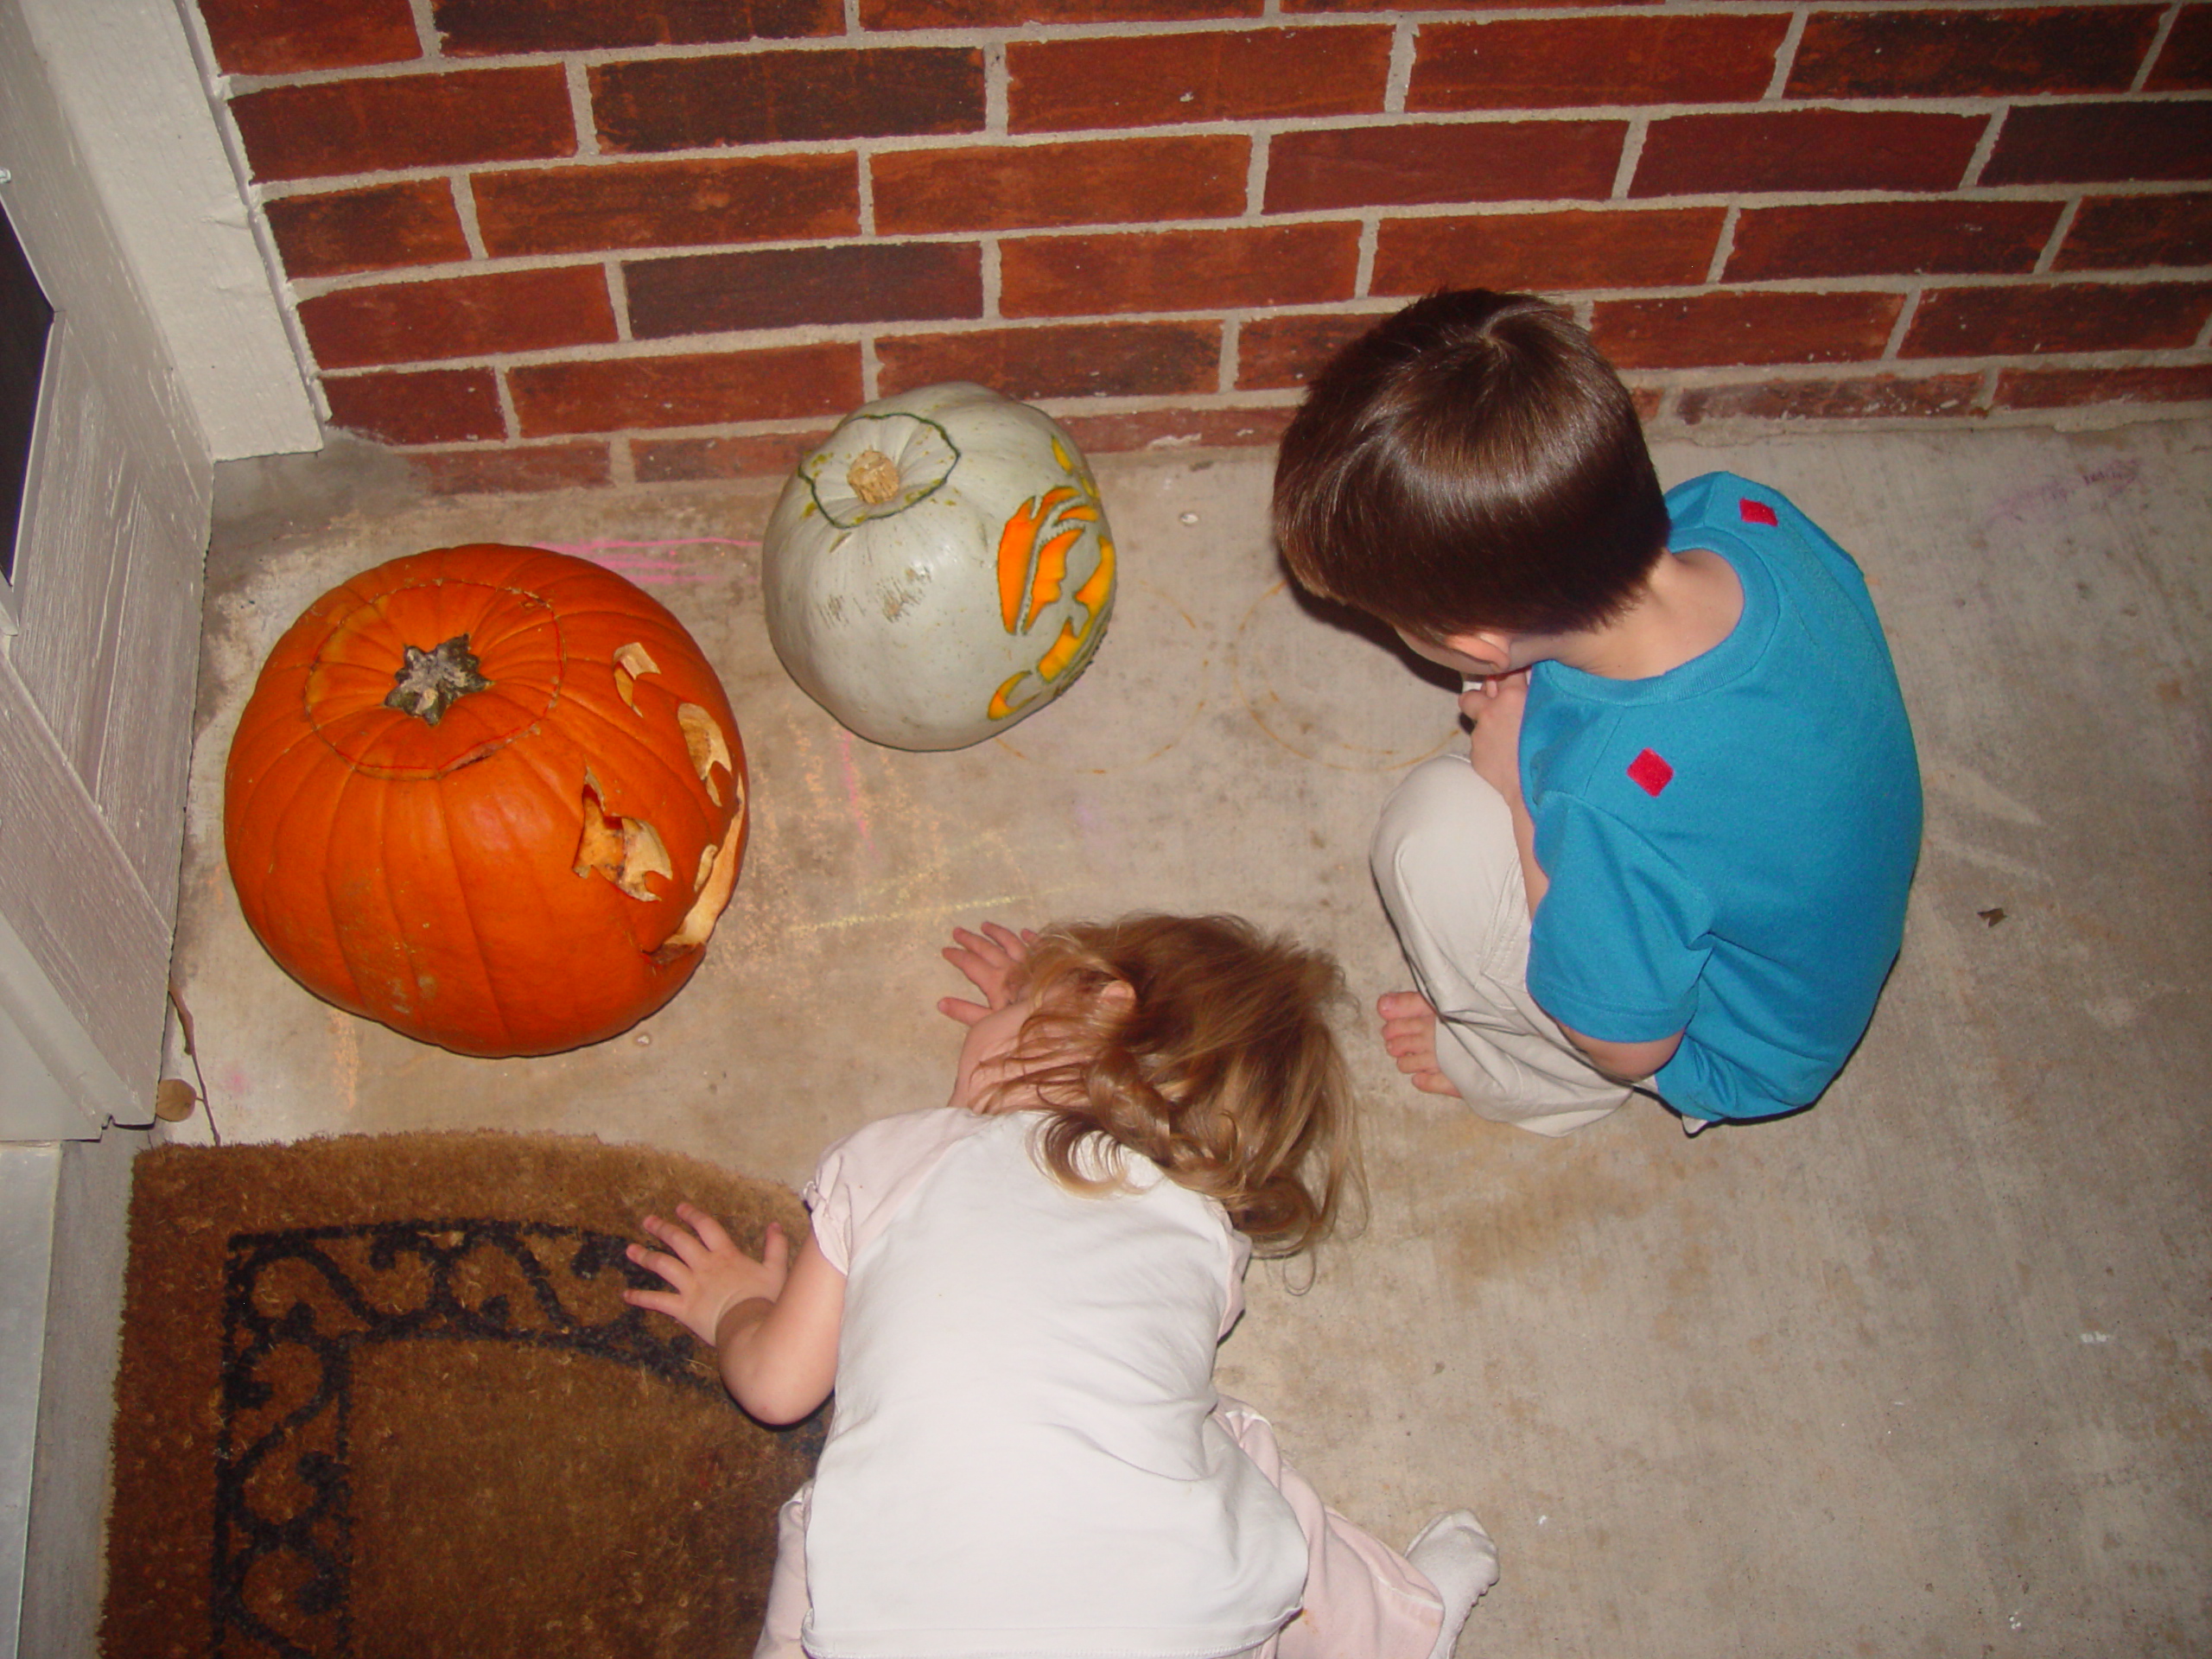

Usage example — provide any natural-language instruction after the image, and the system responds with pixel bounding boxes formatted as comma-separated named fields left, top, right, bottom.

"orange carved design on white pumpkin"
left=988, top=480, right=1114, bottom=721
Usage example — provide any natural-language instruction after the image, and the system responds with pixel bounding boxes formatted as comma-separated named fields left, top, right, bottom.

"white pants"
left=1371, top=751, right=1643, bottom=1137
left=753, top=1399, right=1447, bottom=1659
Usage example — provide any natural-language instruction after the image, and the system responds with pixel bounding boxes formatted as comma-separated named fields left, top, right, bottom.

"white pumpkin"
left=761, top=382, right=1117, bottom=752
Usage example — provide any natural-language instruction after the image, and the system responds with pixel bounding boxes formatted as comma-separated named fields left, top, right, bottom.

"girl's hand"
left=624, top=1204, right=790, bottom=1348
left=938, top=921, right=1037, bottom=1027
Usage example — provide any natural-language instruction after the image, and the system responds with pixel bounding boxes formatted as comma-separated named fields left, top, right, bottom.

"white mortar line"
left=1959, top=107, right=2005, bottom=191
left=1356, top=215, right=1378, bottom=299
left=1764, top=8, right=1808, bottom=102
left=218, top=16, right=1451, bottom=92
left=493, top=363, right=522, bottom=442
left=1706, top=204, right=1739, bottom=286
left=1882, top=288, right=1923, bottom=361
left=1612, top=116, right=1649, bottom=200
left=605, top=260, right=633, bottom=341
left=984, top=41, right=1008, bottom=137
left=2135, top=4, right=2183, bottom=93
left=982, top=237, right=1002, bottom=321
left=1385, top=22, right=1416, bottom=117
left=566, top=59, right=601, bottom=156
left=407, top=0, right=439, bottom=59
left=2035, top=198, right=2082, bottom=276
left=607, top=433, right=638, bottom=484
left=452, top=171, right=489, bottom=260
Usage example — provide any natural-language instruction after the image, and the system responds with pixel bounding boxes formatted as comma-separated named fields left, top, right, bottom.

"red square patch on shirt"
left=1738, top=497, right=1778, bottom=526
left=1628, top=748, right=1675, bottom=796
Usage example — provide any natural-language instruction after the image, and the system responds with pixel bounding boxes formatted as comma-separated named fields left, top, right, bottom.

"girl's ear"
left=1097, top=980, right=1136, bottom=1012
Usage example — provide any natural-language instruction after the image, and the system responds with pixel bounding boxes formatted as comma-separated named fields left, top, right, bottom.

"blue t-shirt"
left=1522, top=474, right=1922, bottom=1122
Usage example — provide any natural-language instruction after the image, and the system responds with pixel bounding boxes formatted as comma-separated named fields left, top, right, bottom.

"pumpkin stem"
left=848, top=449, right=900, bottom=505
left=385, top=635, right=493, bottom=726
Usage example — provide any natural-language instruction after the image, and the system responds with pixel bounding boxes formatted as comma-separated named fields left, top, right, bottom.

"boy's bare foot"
left=1377, top=991, right=1463, bottom=1098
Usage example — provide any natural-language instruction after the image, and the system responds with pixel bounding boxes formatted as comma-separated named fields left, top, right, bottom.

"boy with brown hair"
left=1274, top=289, right=1922, bottom=1135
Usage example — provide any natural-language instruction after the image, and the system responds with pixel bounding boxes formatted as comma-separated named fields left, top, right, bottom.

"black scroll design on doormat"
left=211, top=1218, right=822, bottom=1659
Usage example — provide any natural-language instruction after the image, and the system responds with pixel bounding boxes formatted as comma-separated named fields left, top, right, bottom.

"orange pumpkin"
left=224, top=544, right=747, bottom=1057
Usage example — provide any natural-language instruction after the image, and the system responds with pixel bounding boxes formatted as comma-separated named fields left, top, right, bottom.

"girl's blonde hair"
left=978, top=914, right=1363, bottom=1258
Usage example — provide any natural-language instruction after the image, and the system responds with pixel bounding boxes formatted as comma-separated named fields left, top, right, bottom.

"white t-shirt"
left=798, top=1107, right=1307, bottom=1659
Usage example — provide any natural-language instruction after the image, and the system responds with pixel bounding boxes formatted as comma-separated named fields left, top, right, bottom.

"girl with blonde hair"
left=629, top=916, right=1497, bottom=1659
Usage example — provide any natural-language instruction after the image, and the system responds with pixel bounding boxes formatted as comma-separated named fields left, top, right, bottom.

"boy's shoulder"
left=1665, top=472, right=1810, bottom=537
left=1665, top=472, right=1873, bottom=612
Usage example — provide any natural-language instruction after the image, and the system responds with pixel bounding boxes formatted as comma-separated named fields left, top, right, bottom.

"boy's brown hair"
left=1273, top=289, right=1669, bottom=639
left=982, top=914, right=1361, bottom=1259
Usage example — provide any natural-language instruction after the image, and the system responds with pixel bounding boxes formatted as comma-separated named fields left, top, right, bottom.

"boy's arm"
left=1560, top=1013, right=1683, bottom=1083
left=1467, top=676, right=1686, bottom=1084
left=626, top=1204, right=843, bottom=1425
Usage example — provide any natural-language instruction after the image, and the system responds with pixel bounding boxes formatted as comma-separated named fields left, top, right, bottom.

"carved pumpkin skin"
left=762, top=381, right=1116, bottom=752
left=223, top=544, right=748, bottom=1058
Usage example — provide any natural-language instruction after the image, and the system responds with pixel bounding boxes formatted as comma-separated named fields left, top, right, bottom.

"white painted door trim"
left=0, top=909, right=131, bottom=1140
left=0, top=1144, right=60, bottom=1659
left=11, top=0, right=319, bottom=463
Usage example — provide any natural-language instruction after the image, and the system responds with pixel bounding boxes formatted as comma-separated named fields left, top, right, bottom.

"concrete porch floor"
left=164, top=420, right=2210, bottom=1656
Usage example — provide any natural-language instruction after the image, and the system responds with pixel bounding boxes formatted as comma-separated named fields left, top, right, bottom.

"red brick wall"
left=200, top=0, right=2212, bottom=492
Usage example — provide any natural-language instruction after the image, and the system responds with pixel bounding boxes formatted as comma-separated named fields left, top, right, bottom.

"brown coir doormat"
left=104, top=1133, right=823, bottom=1659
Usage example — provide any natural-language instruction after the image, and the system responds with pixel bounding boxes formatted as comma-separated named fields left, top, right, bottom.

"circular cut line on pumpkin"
left=800, top=413, right=962, bottom=529
left=359, top=576, right=565, bottom=663
left=301, top=582, right=571, bottom=777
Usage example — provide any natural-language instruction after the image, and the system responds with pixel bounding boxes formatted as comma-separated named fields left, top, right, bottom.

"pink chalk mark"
left=534, top=537, right=761, bottom=585
left=836, top=729, right=876, bottom=856
left=1981, top=460, right=2142, bottom=530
